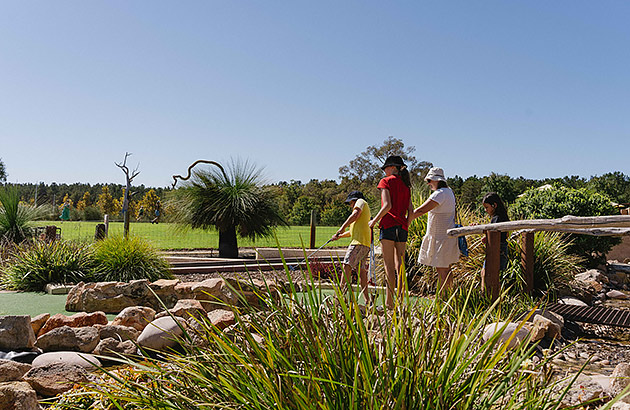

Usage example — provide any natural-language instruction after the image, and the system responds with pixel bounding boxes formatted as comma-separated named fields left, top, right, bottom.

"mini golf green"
left=0, top=291, right=117, bottom=320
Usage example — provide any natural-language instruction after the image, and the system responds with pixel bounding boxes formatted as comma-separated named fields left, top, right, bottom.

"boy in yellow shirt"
left=331, top=190, right=371, bottom=299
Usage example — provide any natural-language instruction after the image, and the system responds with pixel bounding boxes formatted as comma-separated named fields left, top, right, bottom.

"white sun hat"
left=425, top=167, right=447, bottom=182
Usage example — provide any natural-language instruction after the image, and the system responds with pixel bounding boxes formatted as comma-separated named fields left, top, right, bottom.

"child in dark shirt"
left=481, top=192, right=509, bottom=271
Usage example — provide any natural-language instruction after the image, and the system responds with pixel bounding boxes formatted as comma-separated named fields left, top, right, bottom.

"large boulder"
left=0, top=381, right=40, bottom=410
left=111, top=306, right=156, bottom=331
left=0, top=359, right=32, bottom=382
left=208, top=309, right=236, bottom=330
left=156, top=299, right=207, bottom=321
left=137, top=316, right=186, bottom=352
left=23, top=362, right=89, bottom=397
left=482, top=322, right=531, bottom=349
left=32, top=351, right=101, bottom=371
left=0, top=316, right=36, bottom=351
left=95, top=324, right=140, bottom=342
left=37, top=312, right=108, bottom=337
left=610, top=363, right=630, bottom=403
left=192, top=278, right=238, bottom=310
left=30, top=313, right=50, bottom=336
left=35, top=326, right=100, bottom=353
left=66, top=280, right=167, bottom=313
left=92, top=338, right=137, bottom=358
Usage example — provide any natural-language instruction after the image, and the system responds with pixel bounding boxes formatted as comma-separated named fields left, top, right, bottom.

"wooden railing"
left=447, top=215, right=630, bottom=300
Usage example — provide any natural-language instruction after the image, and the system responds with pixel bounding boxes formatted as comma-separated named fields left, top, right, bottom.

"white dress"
left=418, top=188, right=460, bottom=268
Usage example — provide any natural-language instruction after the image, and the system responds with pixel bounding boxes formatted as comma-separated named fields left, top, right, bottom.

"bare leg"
left=437, top=267, right=453, bottom=293
left=358, top=259, right=369, bottom=303
left=393, top=241, right=407, bottom=299
left=341, top=263, right=353, bottom=294
left=381, top=239, right=396, bottom=309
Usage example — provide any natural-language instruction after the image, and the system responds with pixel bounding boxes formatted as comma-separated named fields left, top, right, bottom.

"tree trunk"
left=218, top=226, right=238, bottom=258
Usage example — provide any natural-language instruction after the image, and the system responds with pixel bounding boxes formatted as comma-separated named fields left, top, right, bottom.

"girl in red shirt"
left=368, top=155, right=413, bottom=309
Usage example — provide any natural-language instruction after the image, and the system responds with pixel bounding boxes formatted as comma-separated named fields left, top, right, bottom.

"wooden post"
left=310, top=210, right=317, bottom=250
left=521, top=232, right=535, bottom=294
left=44, top=225, right=58, bottom=243
left=95, top=224, right=107, bottom=241
left=483, top=230, right=501, bottom=301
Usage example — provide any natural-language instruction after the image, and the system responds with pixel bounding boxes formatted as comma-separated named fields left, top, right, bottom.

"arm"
left=368, top=189, right=391, bottom=229
left=408, top=198, right=439, bottom=222
left=331, top=206, right=362, bottom=241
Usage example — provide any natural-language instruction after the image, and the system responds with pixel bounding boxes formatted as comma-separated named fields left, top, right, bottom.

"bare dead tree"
left=115, top=152, right=140, bottom=238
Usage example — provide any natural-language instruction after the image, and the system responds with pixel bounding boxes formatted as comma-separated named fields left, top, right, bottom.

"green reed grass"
left=51, top=264, right=573, bottom=409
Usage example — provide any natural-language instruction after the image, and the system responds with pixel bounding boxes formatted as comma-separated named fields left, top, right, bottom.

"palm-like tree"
left=179, top=160, right=287, bottom=258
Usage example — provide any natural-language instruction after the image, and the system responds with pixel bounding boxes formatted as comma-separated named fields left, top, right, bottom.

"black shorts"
left=379, top=225, right=408, bottom=243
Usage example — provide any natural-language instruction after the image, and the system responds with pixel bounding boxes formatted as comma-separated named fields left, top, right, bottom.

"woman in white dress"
left=408, top=167, right=460, bottom=291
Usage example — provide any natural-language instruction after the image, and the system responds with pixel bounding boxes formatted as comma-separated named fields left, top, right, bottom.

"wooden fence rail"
left=446, top=215, right=630, bottom=301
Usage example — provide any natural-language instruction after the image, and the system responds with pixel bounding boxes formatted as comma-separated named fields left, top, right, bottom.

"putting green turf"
left=0, top=292, right=116, bottom=320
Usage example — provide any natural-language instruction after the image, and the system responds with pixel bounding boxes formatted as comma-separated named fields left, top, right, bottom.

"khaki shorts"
left=343, top=244, right=370, bottom=269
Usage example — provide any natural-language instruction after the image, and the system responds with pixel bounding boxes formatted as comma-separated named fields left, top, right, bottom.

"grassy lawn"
left=32, top=221, right=352, bottom=250
left=0, top=291, right=117, bottom=320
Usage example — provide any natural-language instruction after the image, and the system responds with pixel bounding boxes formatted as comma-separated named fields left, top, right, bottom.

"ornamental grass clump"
left=0, top=186, right=41, bottom=243
left=92, top=235, right=172, bottom=282
left=51, top=267, right=571, bottom=409
left=1, top=240, right=96, bottom=291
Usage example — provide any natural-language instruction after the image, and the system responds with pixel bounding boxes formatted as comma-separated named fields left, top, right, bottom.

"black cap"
left=381, top=155, right=406, bottom=170
left=344, top=190, right=365, bottom=203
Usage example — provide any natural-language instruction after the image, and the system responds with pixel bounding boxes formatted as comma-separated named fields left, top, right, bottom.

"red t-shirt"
left=377, top=175, right=411, bottom=230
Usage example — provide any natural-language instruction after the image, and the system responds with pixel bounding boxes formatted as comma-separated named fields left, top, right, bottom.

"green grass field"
left=32, top=221, right=352, bottom=250
left=0, top=291, right=117, bottom=320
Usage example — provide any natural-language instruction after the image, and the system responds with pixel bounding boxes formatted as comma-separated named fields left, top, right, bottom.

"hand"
left=331, top=234, right=339, bottom=241
left=368, top=219, right=377, bottom=229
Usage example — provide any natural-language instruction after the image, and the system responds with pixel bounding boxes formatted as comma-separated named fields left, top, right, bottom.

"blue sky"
left=1, top=1, right=628, bottom=187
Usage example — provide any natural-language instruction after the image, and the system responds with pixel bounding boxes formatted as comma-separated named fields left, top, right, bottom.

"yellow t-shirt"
left=349, top=198, right=371, bottom=247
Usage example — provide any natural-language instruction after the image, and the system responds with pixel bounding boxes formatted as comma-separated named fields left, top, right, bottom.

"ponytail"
left=398, top=166, right=411, bottom=188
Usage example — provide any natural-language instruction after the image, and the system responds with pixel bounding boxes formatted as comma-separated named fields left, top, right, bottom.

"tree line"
left=3, top=139, right=630, bottom=225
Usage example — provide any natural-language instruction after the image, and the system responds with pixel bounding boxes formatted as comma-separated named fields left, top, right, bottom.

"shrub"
left=92, top=236, right=172, bottom=282
left=49, top=274, right=571, bottom=409
left=319, top=200, right=350, bottom=226
left=81, top=206, right=103, bottom=221
left=511, top=185, right=621, bottom=266
left=1, top=240, right=96, bottom=291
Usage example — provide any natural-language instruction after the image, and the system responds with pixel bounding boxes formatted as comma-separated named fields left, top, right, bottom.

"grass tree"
left=178, top=159, right=287, bottom=258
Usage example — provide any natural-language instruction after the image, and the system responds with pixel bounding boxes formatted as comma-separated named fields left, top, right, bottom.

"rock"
left=192, top=278, right=238, bottom=310
left=576, top=269, right=609, bottom=284
left=30, top=313, right=50, bottom=336
left=111, top=306, right=156, bottom=331
left=0, top=316, right=36, bottom=351
left=156, top=299, right=207, bottom=321
left=32, top=351, right=101, bottom=370
left=38, top=311, right=108, bottom=337
left=137, top=316, right=186, bottom=351
left=610, top=363, right=630, bottom=403
left=558, top=297, right=589, bottom=306
left=608, top=290, right=630, bottom=300
left=482, top=322, right=531, bottom=349
left=612, top=403, right=630, bottom=410
left=23, top=362, right=89, bottom=397
left=531, top=314, right=562, bottom=340
left=94, top=324, right=140, bottom=342
left=207, top=309, right=236, bottom=330
left=66, top=280, right=164, bottom=313
left=174, top=282, right=197, bottom=299
left=0, top=381, right=41, bottom=410
left=0, top=359, right=32, bottom=382
left=149, top=279, right=181, bottom=308
left=92, top=338, right=137, bottom=358
left=608, top=272, right=628, bottom=286
left=558, top=374, right=605, bottom=407
left=35, top=326, right=100, bottom=353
